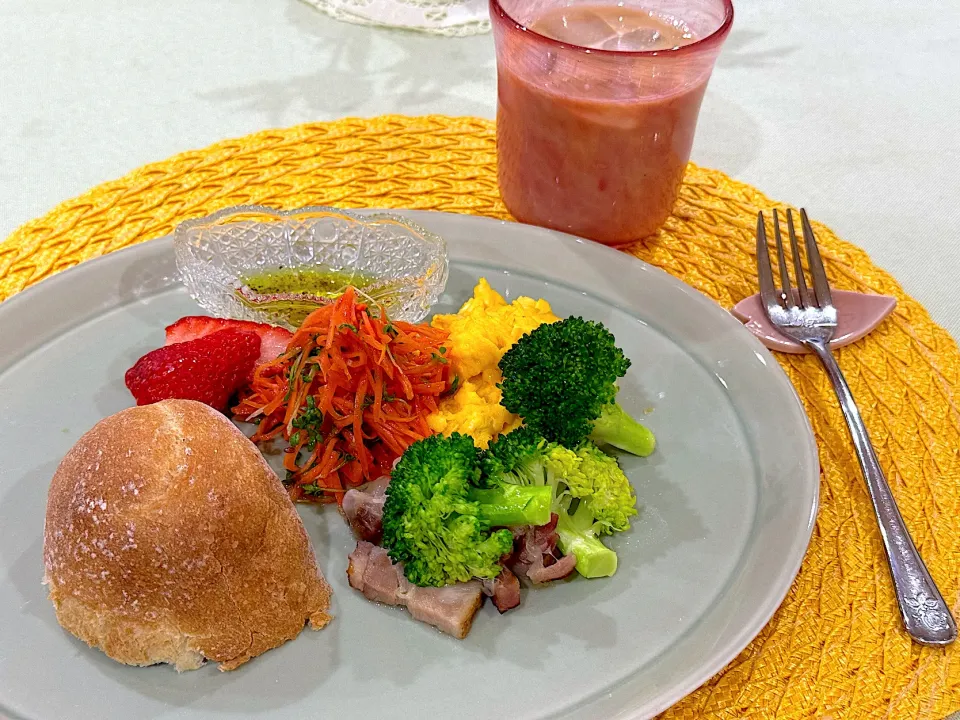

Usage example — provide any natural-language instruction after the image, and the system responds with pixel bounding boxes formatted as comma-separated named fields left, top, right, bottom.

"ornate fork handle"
left=808, top=339, right=957, bottom=645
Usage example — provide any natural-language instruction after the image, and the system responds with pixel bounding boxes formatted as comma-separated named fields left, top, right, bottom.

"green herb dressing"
left=235, top=266, right=380, bottom=326
left=241, top=267, right=376, bottom=297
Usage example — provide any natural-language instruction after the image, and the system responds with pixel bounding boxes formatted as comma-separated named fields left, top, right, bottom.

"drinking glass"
left=492, top=0, right=734, bottom=244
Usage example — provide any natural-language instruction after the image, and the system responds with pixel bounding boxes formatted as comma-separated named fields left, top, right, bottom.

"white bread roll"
left=43, top=399, right=332, bottom=671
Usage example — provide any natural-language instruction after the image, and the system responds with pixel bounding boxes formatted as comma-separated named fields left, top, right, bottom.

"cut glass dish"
left=173, top=205, right=448, bottom=328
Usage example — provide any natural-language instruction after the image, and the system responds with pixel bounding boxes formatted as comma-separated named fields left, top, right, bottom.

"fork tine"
left=756, top=212, right=779, bottom=309
left=786, top=209, right=810, bottom=307
left=772, top=209, right=796, bottom=308
left=801, top=209, right=834, bottom=308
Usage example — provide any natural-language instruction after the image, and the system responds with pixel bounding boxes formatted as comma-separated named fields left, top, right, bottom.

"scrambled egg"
left=427, top=278, right=558, bottom=448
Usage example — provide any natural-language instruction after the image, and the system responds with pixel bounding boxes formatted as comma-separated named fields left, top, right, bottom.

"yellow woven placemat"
left=2, top=115, right=959, bottom=719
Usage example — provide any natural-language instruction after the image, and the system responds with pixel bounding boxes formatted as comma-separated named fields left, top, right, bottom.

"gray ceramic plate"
left=0, top=211, right=818, bottom=720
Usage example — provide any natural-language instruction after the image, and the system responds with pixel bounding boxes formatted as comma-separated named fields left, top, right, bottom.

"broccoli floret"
left=381, top=432, right=551, bottom=587
left=467, top=484, right=552, bottom=528
left=588, top=403, right=655, bottom=458
left=555, top=501, right=619, bottom=578
left=480, top=424, right=575, bottom=488
left=484, top=427, right=637, bottom=579
left=560, top=442, right=638, bottom=534
left=498, top=317, right=656, bottom=457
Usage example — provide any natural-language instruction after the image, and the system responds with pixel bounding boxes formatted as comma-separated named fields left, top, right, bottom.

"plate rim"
left=0, top=210, right=819, bottom=720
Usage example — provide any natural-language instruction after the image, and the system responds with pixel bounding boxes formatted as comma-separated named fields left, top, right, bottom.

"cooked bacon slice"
left=527, top=553, right=577, bottom=583
left=480, top=567, right=522, bottom=613
left=508, top=514, right=577, bottom=584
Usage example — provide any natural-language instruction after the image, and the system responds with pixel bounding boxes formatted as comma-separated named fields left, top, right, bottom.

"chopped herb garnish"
left=338, top=323, right=358, bottom=333
left=291, top=395, right=324, bottom=450
left=442, top=374, right=461, bottom=396
left=330, top=452, right=358, bottom=473
left=431, top=352, right=449, bottom=364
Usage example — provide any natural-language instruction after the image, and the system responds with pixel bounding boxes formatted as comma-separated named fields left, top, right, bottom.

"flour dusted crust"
left=42, top=399, right=332, bottom=671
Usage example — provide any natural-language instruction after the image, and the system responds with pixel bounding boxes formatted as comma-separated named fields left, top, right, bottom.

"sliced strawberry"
left=164, top=316, right=292, bottom=366
left=256, top=328, right=294, bottom=366
left=125, top=329, right=260, bottom=411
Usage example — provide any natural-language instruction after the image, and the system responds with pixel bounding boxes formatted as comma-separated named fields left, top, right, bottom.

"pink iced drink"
left=492, top=1, right=733, bottom=244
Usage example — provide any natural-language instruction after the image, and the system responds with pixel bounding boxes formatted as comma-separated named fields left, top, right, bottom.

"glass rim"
left=489, top=0, right=735, bottom=58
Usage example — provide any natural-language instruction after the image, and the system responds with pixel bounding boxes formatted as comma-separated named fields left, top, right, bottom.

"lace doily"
left=300, top=0, right=490, bottom=37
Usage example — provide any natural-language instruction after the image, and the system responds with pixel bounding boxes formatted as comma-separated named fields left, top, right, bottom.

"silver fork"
left=757, top=208, right=957, bottom=646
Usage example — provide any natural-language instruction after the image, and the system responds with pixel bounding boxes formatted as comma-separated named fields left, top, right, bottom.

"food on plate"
left=483, top=426, right=637, bottom=578
left=381, top=433, right=552, bottom=587
left=353, top=425, right=639, bottom=633
left=484, top=427, right=638, bottom=533
left=508, top=516, right=577, bottom=584
left=341, top=476, right=390, bottom=543
left=233, top=287, right=456, bottom=502
left=42, top=399, right=333, bottom=671
left=334, top=299, right=656, bottom=634
left=124, top=328, right=261, bottom=412
left=499, top=316, right=656, bottom=456
left=124, top=316, right=292, bottom=412
left=481, top=567, right=522, bottom=613
left=427, top=278, right=558, bottom=448
left=106, top=270, right=655, bottom=644
left=341, top=482, right=576, bottom=587
left=347, top=541, right=483, bottom=639
left=344, top=307, right=655, bottom=633
left=164, top=315, right=293, bottom=367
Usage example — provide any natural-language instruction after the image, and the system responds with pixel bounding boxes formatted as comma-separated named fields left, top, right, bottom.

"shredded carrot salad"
left=232, top=288, right=456, bottom=503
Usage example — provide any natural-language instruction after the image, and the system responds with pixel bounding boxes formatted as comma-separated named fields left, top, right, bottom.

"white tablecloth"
left=2, top=0, right=959, bottom=713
